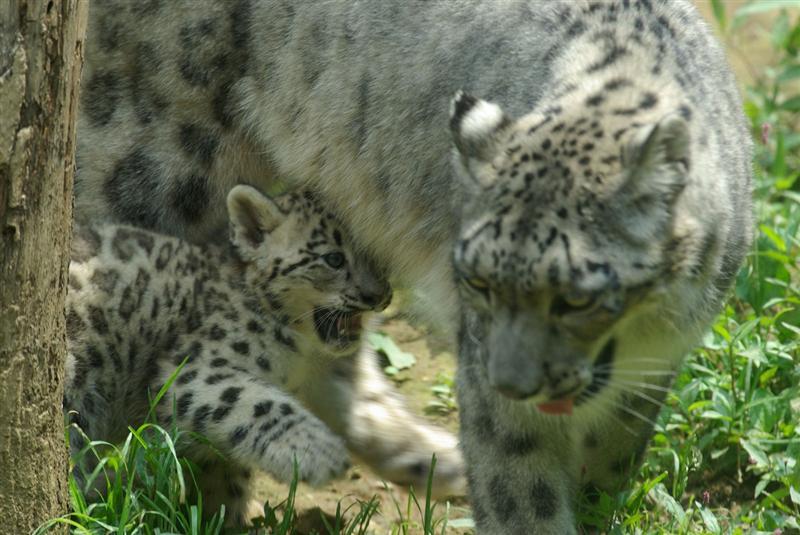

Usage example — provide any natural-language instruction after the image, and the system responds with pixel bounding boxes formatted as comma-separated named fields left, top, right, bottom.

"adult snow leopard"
left=74, top=1, right=752, bottom=532
left=65, top=186, right=463, bottom=525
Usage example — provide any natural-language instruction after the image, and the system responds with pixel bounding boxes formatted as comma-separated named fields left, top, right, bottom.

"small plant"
left=386, top=455, right=456, bottom=535
left=318, top=496, right=381, bottom=535
left=425, top=373, right=459, bottom=416
left=369, top=330, right=417, bottom=379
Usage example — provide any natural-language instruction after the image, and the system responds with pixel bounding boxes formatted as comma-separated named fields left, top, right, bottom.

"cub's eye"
left=463, top=276, right=490, bottom=294
left=550, top=293, right=596, bottom=316
left=323, top=252, right=346, bottom=269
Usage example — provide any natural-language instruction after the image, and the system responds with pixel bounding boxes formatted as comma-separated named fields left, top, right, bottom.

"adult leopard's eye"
left=463, top=276, right=490, bottom=294
left=323, top=252, right=346, bottom=269
left=550, top=292, right=596, bottom=316
left=564, top=293, right=593, bottom=309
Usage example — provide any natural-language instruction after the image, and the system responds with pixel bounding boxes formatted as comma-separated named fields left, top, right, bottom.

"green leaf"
left=712, top=323, right=732, bottom=343
left=431, top=384, right=451, bottom=395
left=781, top=190, right=800, bottom=205
left=760, top=224, right=787, bottom=252
left=649, top=483, right=687, bottom=524
left=711, top=0, right=726, bottom=31
left=734, top=0, right=800, bottom=22
left=698, top=503, right=721, bottom=533
left=770, top=11, right=791, bottom=49
left=447, top=519, right=476, bottom=529
left=775, top=172, right=799, bottom=190
left=779, top=95, right=800, bottom=112
left=787, top=21, right=800, bottom=52
left=755, top=478, right=770, bottom=498
left=771, top=130, right=787, bottom=177
left=759, top=366, right=779, bottom=386
left=785, top=132, right=800, bottom=150
left=777, top=65, right=800, bottom=83
left=741, top=439, right=770, bottom=468
left=780, top=321, right=800, bottom=337
left=367, top=331, right=416, bottom=370
left=700, top=410, right=730, bottom=421
left=688, top=400, right=712, bottom=413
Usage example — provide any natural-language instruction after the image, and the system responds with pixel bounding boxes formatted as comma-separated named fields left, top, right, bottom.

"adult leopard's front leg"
left=301, top=346, right=466, bottom=498
left=457, top=330, right=580, bottom=534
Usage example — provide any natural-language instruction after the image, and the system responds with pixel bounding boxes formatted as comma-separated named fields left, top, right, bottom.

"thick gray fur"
left=75, top=1, right=752, bottom=532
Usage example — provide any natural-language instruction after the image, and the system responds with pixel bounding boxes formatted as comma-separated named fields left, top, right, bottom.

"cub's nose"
left=360, top=286, right=392, bottom=311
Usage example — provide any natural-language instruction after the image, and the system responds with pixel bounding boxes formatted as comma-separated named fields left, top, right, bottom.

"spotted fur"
left=65, top=186, right=464, bottom=526
left=74, top=1, right=751, bottom=531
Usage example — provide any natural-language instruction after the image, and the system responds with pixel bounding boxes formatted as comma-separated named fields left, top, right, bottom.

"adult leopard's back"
left=76, top=2, right=645, bottom=323
left=76, top=1, right=748, bottom=327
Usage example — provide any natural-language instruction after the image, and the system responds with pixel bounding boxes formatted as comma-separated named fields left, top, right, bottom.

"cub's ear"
left=227, top=185, right=285, bottom=255
left=615, top=113, right=691, bottom=243
left=450, top=90, right=510, bottom=163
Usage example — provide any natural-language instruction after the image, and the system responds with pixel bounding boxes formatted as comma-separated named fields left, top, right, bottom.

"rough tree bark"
left=0, top=1, right=87, bottom=532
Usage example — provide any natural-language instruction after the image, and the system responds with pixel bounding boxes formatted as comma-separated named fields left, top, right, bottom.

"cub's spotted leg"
left=157, top=357, right=351, bottom=489
left=191, top=459, right=264, bottom=527
left=301, top=346, right=466, bottom=498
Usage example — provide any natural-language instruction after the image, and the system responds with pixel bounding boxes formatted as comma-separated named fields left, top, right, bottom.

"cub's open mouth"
left=313, top=307, right=363, bottom=346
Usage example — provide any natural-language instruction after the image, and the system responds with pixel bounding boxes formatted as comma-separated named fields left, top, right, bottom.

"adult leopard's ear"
left=227, top=185, right=286, bottom=256
left=615, top=112, right=691, bottom=243
left=449, top=91, right=511, bottom=189
left=622, top=112, right=690, bottom=195
left=450, top=90, right=510, bottom=162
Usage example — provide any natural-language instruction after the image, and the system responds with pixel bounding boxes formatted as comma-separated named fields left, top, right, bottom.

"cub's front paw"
left=299, top=441, right=352, bottom=487
left=281, top=427, right=351, bottom=487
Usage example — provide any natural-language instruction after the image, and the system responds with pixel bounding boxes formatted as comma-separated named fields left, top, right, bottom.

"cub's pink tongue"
left=537, top=398, right=574, bottom=416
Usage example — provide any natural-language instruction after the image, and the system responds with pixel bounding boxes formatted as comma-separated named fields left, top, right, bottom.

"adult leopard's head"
left=227, top=185, right=391, bottom=353
left=448, top=91, right=719, bottom=414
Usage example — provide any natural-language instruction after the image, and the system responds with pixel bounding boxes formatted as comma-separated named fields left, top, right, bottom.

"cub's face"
left=227, top=186, right=391, bottom=353
left=448, top=92, right=705, bottom=414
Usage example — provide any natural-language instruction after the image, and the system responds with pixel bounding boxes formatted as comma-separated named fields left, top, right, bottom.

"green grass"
left=37, top=413, right=450, bottom=535
left=43, top=2, right=799, bottom=534
left=37, top=362, right=452, bottom=534
left=424, top=373, right=459, bottom=417
left=36, top=362, right=231, bottom=534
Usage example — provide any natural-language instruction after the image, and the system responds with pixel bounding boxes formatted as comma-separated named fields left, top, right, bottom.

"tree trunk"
left=0, top=1, right=87, bottom=532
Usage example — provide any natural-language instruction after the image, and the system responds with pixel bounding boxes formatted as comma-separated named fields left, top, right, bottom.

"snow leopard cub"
left=65, top=185, right=464, bottom=525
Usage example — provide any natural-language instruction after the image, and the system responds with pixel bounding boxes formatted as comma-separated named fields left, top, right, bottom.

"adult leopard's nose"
left=490, top=375, right=543, bottom=401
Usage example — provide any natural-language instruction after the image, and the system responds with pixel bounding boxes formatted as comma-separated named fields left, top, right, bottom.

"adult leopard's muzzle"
left=486, top=314, right=593, bottom=414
